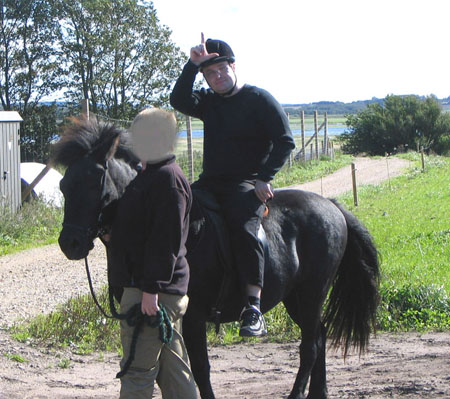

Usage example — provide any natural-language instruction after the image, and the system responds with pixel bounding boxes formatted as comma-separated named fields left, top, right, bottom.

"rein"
left=83, top=254, right=173, bottom=378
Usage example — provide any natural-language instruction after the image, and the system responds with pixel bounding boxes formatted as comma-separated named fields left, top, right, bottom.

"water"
left=177, top=126, right=348, bottom=138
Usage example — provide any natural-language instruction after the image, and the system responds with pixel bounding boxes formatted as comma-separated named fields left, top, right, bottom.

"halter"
left=61, top=159, right=110, bottom=240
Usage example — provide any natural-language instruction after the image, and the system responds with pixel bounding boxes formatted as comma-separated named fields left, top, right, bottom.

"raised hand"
left=190, top=32, right=219, bottom=66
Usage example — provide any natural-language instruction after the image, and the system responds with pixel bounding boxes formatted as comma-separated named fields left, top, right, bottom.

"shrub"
left=341, top=95, right=450, bottom=156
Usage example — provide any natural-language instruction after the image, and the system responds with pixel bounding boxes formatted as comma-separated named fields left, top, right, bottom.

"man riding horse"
left=170, top=33, right=295, bottom=337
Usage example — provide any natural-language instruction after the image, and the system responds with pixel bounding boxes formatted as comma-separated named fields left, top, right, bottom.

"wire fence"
left=76, top=104, right=338, bottom=183
left=20, top=105, right=338, bottom=186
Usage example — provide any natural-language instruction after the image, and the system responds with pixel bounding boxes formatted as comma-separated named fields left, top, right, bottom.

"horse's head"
left=51, top=117, right=137, bottom=260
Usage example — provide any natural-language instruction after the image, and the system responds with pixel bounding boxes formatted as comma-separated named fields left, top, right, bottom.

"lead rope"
left=83, top=256, right=173, bottom=378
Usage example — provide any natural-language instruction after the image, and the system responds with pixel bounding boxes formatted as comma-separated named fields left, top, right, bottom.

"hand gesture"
left=190, top=32, right=219, bottom=66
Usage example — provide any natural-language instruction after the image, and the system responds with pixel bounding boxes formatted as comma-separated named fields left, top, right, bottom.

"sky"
left=151, top=0, right=450, bottom=104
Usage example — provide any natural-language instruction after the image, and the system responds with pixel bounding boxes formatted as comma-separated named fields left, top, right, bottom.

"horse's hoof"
left=306, top=393, right=328, bottom=399
left=287, top=393, right=306, bottom=399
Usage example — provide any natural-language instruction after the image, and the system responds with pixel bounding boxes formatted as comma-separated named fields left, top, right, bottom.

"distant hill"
left=6, top=96, right=448, bottom=117
left=283, top=96, right=450, bottom=116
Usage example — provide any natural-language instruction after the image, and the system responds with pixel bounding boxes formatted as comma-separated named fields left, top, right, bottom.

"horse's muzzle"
left=58, top=225, right=95, bottom=260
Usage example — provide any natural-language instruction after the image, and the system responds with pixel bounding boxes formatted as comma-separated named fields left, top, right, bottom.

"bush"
left=434, top=134, right=450, bottom=156
left=377, top=284, right=450, bottom=331
left=341, top=95, right=450, bottom=156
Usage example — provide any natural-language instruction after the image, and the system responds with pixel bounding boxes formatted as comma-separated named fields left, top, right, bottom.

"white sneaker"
left=239, top=305, right=267, bottom=337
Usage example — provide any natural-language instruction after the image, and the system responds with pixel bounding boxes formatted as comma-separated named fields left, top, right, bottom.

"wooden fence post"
left=301, top=111, right=306, bottom=162
left=21, top=165, right=51, bottom=203
left=351, top=162, right=358, bottom=207
left=314, top=111, right=319, bottom=160
left=186, top=116, right=194, bottom=183
left=287, top=112, right=292, bottom=168
left=323, top=111, right=328, bottom=155
left=420, top=146, right=425, bottom=171
left=81, top=98, right=89, bottom=119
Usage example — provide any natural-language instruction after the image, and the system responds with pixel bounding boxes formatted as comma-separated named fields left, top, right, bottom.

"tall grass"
left=11, top=286, right=121, bottom=354
left=0, top=197, right=62, bottom=256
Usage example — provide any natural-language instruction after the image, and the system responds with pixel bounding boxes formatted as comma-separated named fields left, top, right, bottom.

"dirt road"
left=1, top=156, right=449, bottom=398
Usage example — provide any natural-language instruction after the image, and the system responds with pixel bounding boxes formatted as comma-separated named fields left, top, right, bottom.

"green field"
left=338, top=155, right=450, bottom=332
left=341, top=154, right=449, bottom=293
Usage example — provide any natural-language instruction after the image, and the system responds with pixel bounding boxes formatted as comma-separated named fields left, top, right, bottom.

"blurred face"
left=202, top=61, right=236, bottom=95
left=131, top=109, right=178, bottom=163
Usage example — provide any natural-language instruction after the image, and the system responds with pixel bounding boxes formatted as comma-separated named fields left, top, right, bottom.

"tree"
left=340, top=95, right=450, bottom=155
left=0, top=0, right=63, bottom=114
left=20, top=103, right=58, bottom=163
left=57, top=0, right=186, bottom=119
left=0, top=0, right=64, bottom=163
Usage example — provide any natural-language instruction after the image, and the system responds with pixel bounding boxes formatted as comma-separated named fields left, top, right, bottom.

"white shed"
left=0, top=111, right=23, bottom=213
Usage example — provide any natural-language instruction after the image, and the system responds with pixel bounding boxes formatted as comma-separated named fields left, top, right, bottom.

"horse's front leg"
left=183, top=305, right=215, bottom=399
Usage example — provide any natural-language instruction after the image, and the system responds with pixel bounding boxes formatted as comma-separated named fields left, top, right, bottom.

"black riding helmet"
left=199, top=39, right=235, bottom=70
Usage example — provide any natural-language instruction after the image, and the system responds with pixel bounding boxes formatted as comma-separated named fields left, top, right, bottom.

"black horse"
left=52, top=117, right=379, bottom=399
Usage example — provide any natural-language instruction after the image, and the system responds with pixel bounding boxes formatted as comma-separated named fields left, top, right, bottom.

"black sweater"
left=108, top=156, right=192, bottom=296
left=170, top=61, right=295, bottom=182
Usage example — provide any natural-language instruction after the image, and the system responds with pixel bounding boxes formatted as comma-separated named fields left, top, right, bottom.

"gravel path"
left=286, top=156, right=411, bottom=197
left=0, top=242, right=108, bottom=329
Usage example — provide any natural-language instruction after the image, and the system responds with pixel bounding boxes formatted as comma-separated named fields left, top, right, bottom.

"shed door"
left=1, top=122, right=21, bottom=212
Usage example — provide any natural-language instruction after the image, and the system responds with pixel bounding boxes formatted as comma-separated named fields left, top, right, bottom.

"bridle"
left=61, top=158, right=113, bottom=319
left=61, top=159, right=110, bottom=242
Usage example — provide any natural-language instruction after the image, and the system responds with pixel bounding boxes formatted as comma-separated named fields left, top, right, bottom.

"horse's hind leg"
left=307, top=323, right=327, bottom=399
left=283, top=292, right=328, bottom=399
left=182, top=305, right=214, bottom=399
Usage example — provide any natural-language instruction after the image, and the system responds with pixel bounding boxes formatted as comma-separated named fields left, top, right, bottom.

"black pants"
left=193, top=176, right=265, bottom=288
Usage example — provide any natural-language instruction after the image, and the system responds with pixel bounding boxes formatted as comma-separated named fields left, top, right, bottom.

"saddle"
left=188, top=188, right=268, bottom=332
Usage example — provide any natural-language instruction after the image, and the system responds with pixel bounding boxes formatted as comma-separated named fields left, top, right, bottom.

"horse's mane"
left=51, top=116, right=136, bottom=167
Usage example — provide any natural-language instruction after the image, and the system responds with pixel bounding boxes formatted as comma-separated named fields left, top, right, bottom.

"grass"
left=340, top=154, right=449, bottom=292
left=339, top=153, right=450, bottom=331
left=11, top=286, right=121, bottom=355
left=5, top=153, right=450, bottom=352
left=4, top=353, right=28, bottom=363
left=0, top=197, right=62, bottom=256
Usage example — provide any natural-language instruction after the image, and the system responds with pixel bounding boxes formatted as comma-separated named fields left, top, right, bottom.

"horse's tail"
left=324, top=199, right=380, bottom=357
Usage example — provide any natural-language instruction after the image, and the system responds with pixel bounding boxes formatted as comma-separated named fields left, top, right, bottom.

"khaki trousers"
left=119, top=288, right=198, bottom=399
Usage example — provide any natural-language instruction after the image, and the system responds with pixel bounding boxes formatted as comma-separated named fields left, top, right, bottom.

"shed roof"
left=0, top=111, right=23, bottom=122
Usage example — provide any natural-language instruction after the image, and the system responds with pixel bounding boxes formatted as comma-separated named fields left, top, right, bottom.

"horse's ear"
left=106, top=135, right=121, bottom=161
left=92, top=133, right=121, bottom=164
